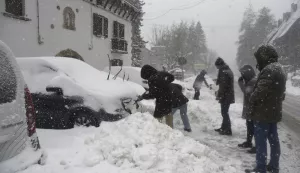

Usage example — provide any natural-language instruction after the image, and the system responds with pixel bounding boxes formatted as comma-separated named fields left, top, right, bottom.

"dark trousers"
left=254, top=122, right=280, bottom=173
left=194, top=89, right=200, bottom=100
left=220, top=103, right=231, bottom=131
left=246, top=119, right=254, bottom=143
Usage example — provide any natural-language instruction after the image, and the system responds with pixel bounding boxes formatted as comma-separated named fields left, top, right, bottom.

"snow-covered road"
left=17, top=76, right=300, bottom=173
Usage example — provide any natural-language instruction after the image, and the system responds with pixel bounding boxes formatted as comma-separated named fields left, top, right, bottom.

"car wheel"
left=74, top=112, right=98, bottom=127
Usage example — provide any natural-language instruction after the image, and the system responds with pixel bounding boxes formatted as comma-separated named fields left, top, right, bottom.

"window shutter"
left=93, top=13, right=98, bottom=36
left=104, top=17, right=108, bottom=38
left=119, top=24, right=125, bottom=39
left=113, top=21, right=118, bottom=38
left=99, top=17, right=103, bottom=36
left=6, top=0, right=23, bottom=16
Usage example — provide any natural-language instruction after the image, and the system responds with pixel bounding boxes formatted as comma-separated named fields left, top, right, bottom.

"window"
left=0, top=49, right=17, bottom=104
left=113, top=21, right=125, bottom=39
left=111, top=59, right=123, bottom=66
left=63, top=7, right=76, bottom=31
left=93, top=13, right=108, bottom=38
left=112, top=21, right=127, bottom=53
left=5, top=0, right=24, bottom=16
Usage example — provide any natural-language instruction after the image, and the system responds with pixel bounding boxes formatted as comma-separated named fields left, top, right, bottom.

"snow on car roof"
left=17, top=57, right=145, bottom=113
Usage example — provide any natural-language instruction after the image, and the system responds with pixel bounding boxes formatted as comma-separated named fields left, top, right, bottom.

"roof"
left=124, top=0, right=139, bottom=11
left=266, top=2, right=300, bottom=44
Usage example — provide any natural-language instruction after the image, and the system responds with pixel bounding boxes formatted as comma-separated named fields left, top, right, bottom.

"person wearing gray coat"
left=237, top=65, right=257, bottom=153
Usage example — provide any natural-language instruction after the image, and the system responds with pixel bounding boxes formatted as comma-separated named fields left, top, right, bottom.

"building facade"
left=0, top=0, right=140, bottom=70
left=266, top=2, right=300, bottom=70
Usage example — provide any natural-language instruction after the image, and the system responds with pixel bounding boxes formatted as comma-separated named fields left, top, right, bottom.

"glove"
left=209, top=84, right=213, bottom=90
left=136, top=95, right=143, bottom=102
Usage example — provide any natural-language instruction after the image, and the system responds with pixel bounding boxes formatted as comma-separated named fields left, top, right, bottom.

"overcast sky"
left=141, top=0, right=296, bottom=69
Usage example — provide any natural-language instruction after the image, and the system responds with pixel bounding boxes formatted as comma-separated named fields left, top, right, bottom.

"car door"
left=0, top=43, right=26, bottom=145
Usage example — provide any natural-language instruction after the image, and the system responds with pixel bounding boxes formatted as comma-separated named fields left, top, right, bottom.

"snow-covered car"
left=0, top=41, right=45, bottom=173
left=103, top=66, right=149, bottom=89
left=17, top=57, right=145, bottom=129
left=169, top=67, right=185, bottom=80
left=291, top=70, right=300, bottom=87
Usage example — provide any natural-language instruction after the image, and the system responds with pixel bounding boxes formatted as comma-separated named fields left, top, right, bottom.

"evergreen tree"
left=236, top=6, right=276, bottom=68
left=236, top=5, right=257, bottom=67
left=131, top=0, right=146, bottom=67
left=195, top=21, right=207, bottom=58
left=253, top=7, right=276, bottom=48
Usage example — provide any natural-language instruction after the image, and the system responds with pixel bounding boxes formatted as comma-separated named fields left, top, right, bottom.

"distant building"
left=0, top=0, right=141, bottom=70
left=266, top=2, right=300, bottom=70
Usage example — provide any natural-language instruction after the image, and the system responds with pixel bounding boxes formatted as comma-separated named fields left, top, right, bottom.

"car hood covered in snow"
left=17, top=57, right=145, bottom=114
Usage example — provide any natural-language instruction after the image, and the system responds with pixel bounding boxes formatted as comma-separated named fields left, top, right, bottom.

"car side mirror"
left=46, top=86, right=63, bottom=95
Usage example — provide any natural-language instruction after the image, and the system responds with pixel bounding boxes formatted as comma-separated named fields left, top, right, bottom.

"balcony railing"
left=111, top=38, right=128, bottom=54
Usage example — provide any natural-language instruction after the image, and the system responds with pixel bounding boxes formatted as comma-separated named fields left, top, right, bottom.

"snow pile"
left=19, top=113, right=241, bottom=173
left=17, top=57, right=145, bottom=113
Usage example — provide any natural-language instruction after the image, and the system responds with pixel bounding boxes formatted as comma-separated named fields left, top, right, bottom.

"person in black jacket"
left=170, top=83, right=192, bottom=132
left=138, top=65, right=175, bottom=128
left=237, top=65, right=257, bottom=153
left=214, top=57, right=235, bottom=136
left=193, top=70, right=209, bottom=100
left=245, top=46, right=286, bottom=173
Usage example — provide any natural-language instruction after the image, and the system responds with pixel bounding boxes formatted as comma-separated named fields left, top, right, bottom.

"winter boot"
left=247, top=147, right=256, bottom=154
left=184, top=128, right=192, bottom=132
left=238, top=141, right=253, bottom=148
left=214, top=128, right=223, bottom=132
left=219, top=129, right=232, bottom=136
left=267, top=165, right=279, bottom=173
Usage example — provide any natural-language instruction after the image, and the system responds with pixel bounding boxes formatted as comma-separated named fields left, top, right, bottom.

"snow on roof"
left=267, top=2, right=300, bottom=44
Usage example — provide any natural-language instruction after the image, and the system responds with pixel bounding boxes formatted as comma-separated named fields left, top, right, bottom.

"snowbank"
left=17, top=57, right=145, bottom=113
left=19, top=113, right=241, bottom=173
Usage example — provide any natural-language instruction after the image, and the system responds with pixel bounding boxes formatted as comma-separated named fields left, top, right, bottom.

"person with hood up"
left=193, top=70, right=210, bottom=100
left=138, top=65, right=175, bottom=128
left=245, top=45, right=286, bottom=173
left=169, top=83, right=192, bottom=132
left=214, top=57, right=235, bottom=136
left=237, top=65, right=257, bottom=153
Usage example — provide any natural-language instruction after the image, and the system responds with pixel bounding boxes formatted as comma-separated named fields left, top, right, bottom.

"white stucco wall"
left=0, top=0, right=133, bottom=70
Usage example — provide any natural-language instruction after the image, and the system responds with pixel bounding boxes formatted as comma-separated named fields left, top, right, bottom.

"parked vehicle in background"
left=291, top=70, right=300, bottom=87
left=169, top=67, right=185, bottom=81
left=103, top=66, right=149, bottom=90
left=0, top=41, right=45, bottom=173
left=17, top=57, right=145, bottom=129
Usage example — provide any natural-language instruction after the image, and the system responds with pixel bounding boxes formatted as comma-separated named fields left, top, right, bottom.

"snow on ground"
left=17, top=76, right=300, bottom=173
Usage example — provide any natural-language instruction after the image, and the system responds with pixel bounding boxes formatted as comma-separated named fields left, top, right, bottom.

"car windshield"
left=1, top=0, right=300, bottom=173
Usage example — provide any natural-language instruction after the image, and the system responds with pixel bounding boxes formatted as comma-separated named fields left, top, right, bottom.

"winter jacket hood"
left=215, top=57, right=225, bottom=67
left=254, top=45, right=278, bottom=71
left=141, top=65, right=158, bottom=80
left=239, top=65, right=256, bottom=83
